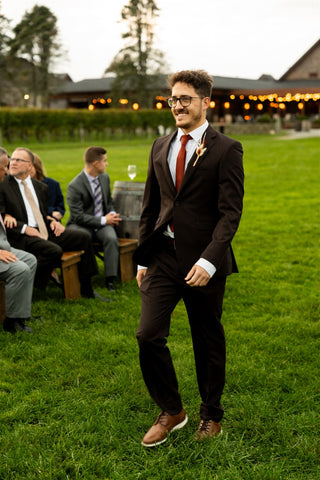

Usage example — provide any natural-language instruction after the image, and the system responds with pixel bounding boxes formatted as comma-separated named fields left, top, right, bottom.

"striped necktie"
left=93, top=178, right=103, bottom=217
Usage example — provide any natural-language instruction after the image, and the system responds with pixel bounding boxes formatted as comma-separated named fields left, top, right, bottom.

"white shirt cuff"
left=195, top=258, right=216, bottom=278
left=138, top=265, right=148, bottom=270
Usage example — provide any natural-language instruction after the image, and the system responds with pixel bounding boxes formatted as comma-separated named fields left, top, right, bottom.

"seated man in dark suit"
left=0, top=147, right=36, bottom=333
left=66, top=146, right=122, bottom=291
left=0, top=147, right=98, bottom=298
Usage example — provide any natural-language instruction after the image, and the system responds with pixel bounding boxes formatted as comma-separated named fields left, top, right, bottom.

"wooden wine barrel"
left=112, top=181, right=145, bottom=239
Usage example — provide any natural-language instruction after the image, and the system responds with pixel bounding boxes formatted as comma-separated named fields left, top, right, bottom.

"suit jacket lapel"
left=159, top=131, right=177, bottom=196
left=8, top=175, right=29, bottom=220
left=99, top=174, right=109, bottom=206
left=80, top=171, right=94, bottom=200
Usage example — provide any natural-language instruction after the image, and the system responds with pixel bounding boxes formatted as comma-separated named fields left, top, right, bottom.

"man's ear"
left=203, top=97, right=211, bottom=111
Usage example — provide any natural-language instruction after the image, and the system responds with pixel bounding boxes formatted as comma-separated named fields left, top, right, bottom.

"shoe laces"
left=199, top=419, right=213, bottom=433
left=155, top=411, right=169, bottom=426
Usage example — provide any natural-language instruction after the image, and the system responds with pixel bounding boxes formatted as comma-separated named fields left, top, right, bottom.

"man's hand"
left=4, top=214, right=17, bottom=229
left=106, top=213, right=122, bottom=227
left=136, top=268, right=147, bottom=288
left=50, top=220, right=65, bottom=237
left=52, top=211, right=63, bottom=221
left=185, top=265, right=210, bottom=287
left=0, top=249, right=18, bottom=264
left=25, top=226, right=42, bottom=237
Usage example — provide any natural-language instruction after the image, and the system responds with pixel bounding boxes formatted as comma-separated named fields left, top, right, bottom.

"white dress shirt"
left=139, top=120, right=216, bottom=278
left=14, top=175, right=40, bottom=233
left=166, top=120, right=216, bottom=277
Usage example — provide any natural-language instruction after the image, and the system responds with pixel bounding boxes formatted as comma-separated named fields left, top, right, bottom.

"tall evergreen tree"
left=10, top=5, right=61, bottom=107
left=105, top=0, right=167, bottom=108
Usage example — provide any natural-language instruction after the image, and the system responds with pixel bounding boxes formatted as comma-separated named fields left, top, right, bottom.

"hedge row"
left=0, top=108, right=175, bottom=143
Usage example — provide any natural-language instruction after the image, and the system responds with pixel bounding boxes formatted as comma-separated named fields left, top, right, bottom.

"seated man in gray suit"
left=67, top=146, right=122, bottom=291
left=0, top=147, right=36, bottom=333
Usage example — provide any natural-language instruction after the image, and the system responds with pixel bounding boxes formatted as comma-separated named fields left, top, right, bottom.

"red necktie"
left=170, top=134, right=192, bottom=232
left=175, top=134, right=191, bottom=191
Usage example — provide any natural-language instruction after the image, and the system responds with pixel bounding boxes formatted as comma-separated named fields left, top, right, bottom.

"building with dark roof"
left=50, top=39, right=320, bottom=121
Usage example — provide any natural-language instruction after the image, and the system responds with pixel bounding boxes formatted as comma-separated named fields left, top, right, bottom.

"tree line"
left=0, top=0, right=167, bottom=109
left=0, top=2, right=61, bottom=108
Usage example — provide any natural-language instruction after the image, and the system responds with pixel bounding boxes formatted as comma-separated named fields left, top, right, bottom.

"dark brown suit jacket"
left=133, top=125, right=244, bottom=277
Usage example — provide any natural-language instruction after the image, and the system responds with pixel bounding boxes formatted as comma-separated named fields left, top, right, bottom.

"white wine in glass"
left=127, top=164, right=137, bottom=181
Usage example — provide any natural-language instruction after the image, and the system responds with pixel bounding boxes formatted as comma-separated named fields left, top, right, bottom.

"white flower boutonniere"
left=193, top=133, right=207, bottom=166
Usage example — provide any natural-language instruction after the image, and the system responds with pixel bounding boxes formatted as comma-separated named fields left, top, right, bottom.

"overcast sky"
left=2, top=0, right=320, bottom=82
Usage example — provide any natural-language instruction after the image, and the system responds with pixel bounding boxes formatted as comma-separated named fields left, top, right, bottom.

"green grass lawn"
left=0, top=134, right=319, bottom=479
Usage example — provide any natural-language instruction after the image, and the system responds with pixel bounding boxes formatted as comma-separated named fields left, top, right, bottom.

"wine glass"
left=127, top=164, right=137, bottom=181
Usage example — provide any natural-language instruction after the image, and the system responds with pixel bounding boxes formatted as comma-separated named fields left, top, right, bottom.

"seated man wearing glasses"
left=0, top=147, right=36, bottom=333
left=0, top=147, right=98, bottom=298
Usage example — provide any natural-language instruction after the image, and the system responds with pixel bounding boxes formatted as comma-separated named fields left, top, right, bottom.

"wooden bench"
left=94, top=238, right=138, bottom=282
left=0, top=240, right=137, bottom=309
left=0, top=280, right=5, bottom=324
left=0, top=253, right=84, bottom=310
left=61, top=250, right=84, bottom=300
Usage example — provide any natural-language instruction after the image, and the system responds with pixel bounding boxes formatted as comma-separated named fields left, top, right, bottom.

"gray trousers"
left=68, top=224, right=119, bottom=278
left=0, top=248, right=37, bottom=319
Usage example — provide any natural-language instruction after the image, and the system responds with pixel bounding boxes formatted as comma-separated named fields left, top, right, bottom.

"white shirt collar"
left=84, top=170, right=99, bottom=184
left=14, top=175, right=32, bottom=185
left=177, top=120, right=208, bottom=144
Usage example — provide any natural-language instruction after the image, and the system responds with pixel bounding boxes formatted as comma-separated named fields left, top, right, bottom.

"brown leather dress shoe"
left=196, top=419, right=222, bottom=440
left=141, top=409, right=188, bottom=447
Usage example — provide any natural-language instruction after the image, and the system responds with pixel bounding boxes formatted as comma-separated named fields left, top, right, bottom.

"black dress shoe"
left=81, top=279, right=95, bottom=298
left=105, top=276, right=116, bottom=291
left=93, top=291, right=114, bottom=302
left=49, top=275, right=63, bottom=289
left=81, top=289, right=95, bottom=299
left=3, top=317, right=32, bottom=333
left=3, top=317, right=16, bottom=333
left=14, top=320, right=33, bottom=333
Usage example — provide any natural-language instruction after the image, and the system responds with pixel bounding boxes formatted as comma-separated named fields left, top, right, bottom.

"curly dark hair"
left=168, top=70, right=213, bottom=98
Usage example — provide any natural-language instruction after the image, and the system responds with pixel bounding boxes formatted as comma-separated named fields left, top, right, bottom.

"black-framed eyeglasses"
left=167, top=95, right=204, bottom=108
left=10, top=158, right=31, bottom=164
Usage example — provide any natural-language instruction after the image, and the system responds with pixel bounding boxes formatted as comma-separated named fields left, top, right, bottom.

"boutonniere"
left=193, top=133, right=207, bottom=166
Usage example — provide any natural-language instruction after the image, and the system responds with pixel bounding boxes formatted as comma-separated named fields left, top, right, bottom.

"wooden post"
left=61, top=251, right=84, bottom=300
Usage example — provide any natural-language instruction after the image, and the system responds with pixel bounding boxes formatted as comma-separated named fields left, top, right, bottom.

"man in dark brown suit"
left=134, top=70, right=244, bottom=447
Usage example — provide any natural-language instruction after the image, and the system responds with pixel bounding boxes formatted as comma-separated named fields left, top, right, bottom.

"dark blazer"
left=43, top=177, right=65, bottom=218
left=0, top=175, right=49, bottom=249
left=66, top=171, right=114, bottom=230
left=133, top=125, right=244, bottom=277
